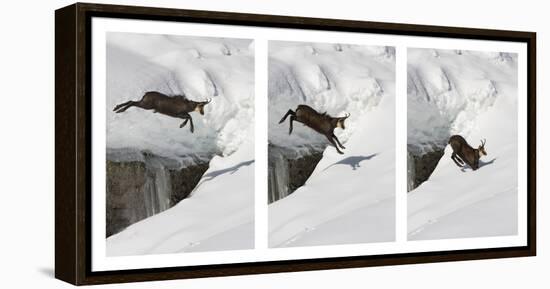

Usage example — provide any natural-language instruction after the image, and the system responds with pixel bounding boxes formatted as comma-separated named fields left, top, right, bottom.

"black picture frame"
left=55, top=2, right=536, bottom=285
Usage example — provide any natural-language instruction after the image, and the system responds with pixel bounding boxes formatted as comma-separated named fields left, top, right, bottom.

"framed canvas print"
left=55, top=2, right=536, bottom=285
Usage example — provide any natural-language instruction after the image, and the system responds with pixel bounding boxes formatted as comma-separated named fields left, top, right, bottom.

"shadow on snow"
left=460, top=157, right=497, bottom=172
left=323, top=153, right=378, bottom=171
left=201, top=160, right=255, bottom=183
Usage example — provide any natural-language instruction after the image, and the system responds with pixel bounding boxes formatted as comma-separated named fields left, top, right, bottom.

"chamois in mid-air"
left=448, top=135, right=487, bottom=171
left=113, top=91, right=212, bottom=133
left=279, top=104, right=350, bottom=154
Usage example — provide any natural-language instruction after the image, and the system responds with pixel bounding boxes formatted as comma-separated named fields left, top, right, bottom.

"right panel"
left=407, top=48, right=518, bottom=240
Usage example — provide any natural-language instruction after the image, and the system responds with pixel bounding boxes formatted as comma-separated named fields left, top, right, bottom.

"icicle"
left=142, top=154, right=173, bottom=217
left=268, top=148, right=290, bottom=203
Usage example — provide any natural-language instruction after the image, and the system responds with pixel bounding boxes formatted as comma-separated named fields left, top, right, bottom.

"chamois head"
left=195, top=98, right=212, bottom=115
left=478, top=139, right=487, bottom=157
left=336, top=113, right=350, bottom=129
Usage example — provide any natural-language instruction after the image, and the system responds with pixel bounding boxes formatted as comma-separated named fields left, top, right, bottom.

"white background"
left=0, top=0, right=547, bottom=288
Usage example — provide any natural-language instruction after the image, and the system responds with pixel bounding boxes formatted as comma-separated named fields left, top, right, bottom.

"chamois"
left=279, top=104, right=350, bottom=154
left=448, top=135, right=487, bottom=171
left=113, top=91, right=211, bottom=133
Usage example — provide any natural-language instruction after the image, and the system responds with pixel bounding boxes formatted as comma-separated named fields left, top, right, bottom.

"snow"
left=268, top=41, right=396, bottom=247
left=107, top=33, right=254, bottom=158
left=268, top=41, right=395, bottom=149
left=105, top=33, right=255, bottom=255
left=407, top=48, right=518, bottom=240
left=407, top=49, right=516, bottom=153
left=107, top=141, right=255, bottom=255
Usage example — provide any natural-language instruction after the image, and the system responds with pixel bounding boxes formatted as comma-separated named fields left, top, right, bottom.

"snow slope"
left=105, top=33, right=255, bottom=255
left=268, top=42, right=395, bottom=247
left=407, top=49, right=518, bottom=240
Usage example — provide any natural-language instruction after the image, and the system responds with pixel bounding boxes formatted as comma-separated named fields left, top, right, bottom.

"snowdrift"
left=268, top=42, right=395, bottom=149
left=268, top=42, right=396, bottom=247
left=107, top=33, right=254, bottom=158
left=407, top=49, right=518, bottom=240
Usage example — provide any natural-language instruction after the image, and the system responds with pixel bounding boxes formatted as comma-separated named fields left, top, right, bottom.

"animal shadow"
left=201, top=160, right=254, bottom=182
left=460, top=158, right=496, bottom=172
left=479, top=158, right=497, bottom=168
left=323, top=154, right=378, bottom=171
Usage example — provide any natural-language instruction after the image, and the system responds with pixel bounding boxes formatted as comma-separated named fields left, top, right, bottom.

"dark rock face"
left=106, top=152, right=210, bottom=237
left=287, top=152, right=324, bottom=193
left=169, top=162, right=209, bottom=206
left=106, top=161, right=148, bottom=237
left=407, top=148, right=445, bottom=192
left=268, top=144, right=325, bottom=204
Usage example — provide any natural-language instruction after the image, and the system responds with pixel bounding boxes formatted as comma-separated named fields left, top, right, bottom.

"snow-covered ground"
left=105, top=33, right=255, bottom=255
left=268, top=41, right=396, bottom=247
left=407, top=48, right=518, bottom=240
left=107, top=143, right=255, bottom=255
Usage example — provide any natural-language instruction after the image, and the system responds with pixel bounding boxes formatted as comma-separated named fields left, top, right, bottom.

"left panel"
left=104, top=32, right=255, bottom=255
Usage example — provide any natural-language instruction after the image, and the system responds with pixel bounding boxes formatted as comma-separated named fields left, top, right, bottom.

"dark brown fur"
left=279, top=104, right=349, bottom=154
left=448, top=135, right=487, bottom=170
left=113, top=91, right=211, bottom=133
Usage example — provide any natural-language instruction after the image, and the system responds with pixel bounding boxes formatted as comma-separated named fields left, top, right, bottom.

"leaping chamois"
left=279, top=104, right=350, bottom=154
left=113, top=91, right=211, bottom=133
left=448, top=135, right=487, bottom=171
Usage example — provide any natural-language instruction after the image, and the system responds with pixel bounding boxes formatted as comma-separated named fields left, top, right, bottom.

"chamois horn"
left=480, top=138, right=486, bottom=147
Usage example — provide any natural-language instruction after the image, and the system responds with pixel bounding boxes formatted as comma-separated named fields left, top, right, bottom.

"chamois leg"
left=114, top=101, right=141, bottom=113
left=113, top=100, right=133, bottom=112
left=178, top=113, right=194, bottom=133
left=326, top=134, right=344, bottom=154
left=455, top=154, right=465, bottom=165
left=451, top=152, right=464, bottom=167
left=179, top=118, right=189, bottom=128
left=288, top=115, right=297, bottom=135
left=332, top=133, right=345, bottom=149
left=472, top=159, right=479, bottom=171
left=279, top=109, right=296, bottom=124
left=188, top=117, right=194, bottom=133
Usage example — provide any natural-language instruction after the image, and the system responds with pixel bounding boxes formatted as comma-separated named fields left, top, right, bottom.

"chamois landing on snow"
left=279, top=104, right=350, bottom=154
left=448, top=135, right=487, bottom=171
left=113, top=91, right=212, bottom=133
